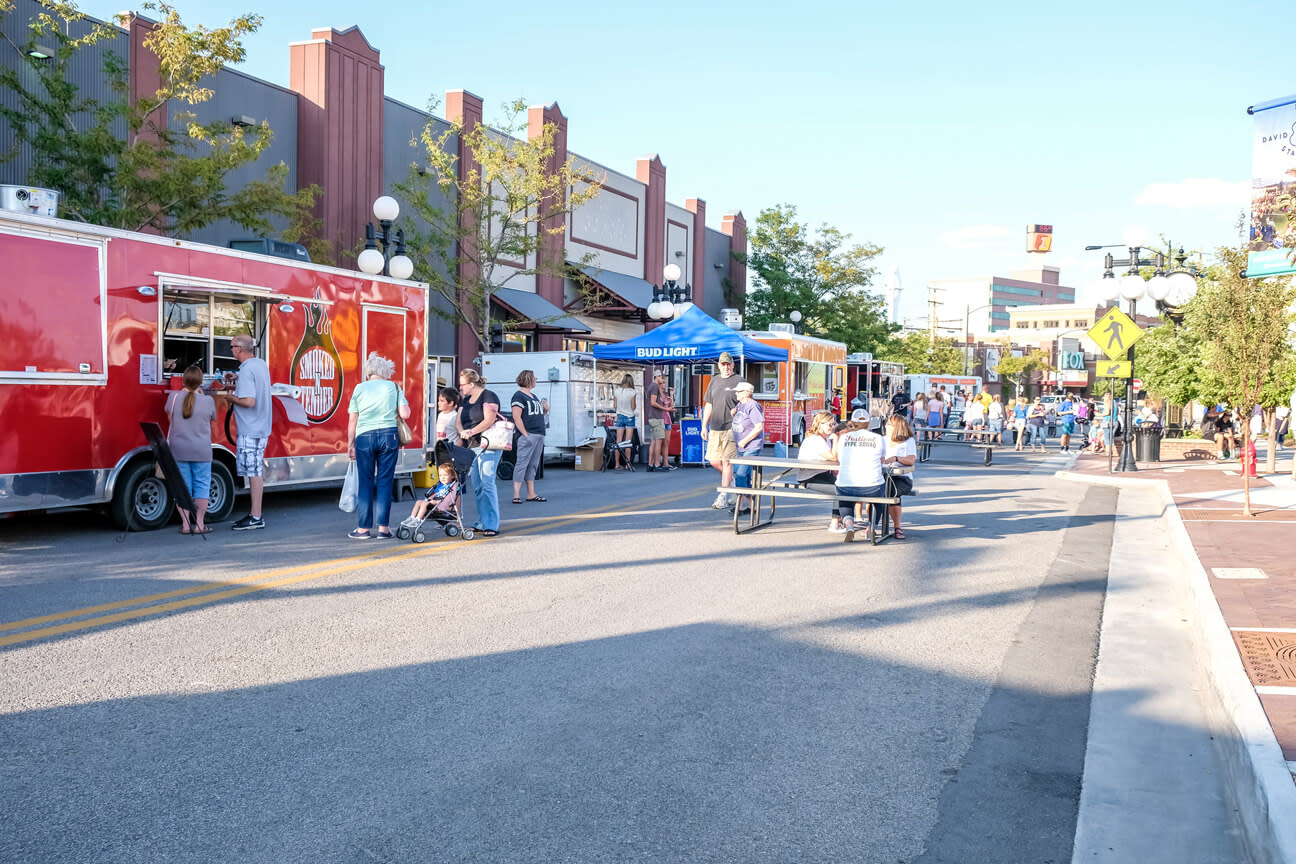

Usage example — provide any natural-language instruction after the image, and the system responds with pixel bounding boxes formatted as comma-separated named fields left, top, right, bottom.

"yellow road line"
left=0, top=485, right=708, bottom=648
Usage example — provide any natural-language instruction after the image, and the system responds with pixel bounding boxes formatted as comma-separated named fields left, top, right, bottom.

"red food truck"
left=0, top=209, right=428, bottom=530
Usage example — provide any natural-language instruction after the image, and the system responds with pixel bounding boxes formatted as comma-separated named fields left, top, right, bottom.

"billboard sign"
left=1247, top=93, right=1296, bottom=278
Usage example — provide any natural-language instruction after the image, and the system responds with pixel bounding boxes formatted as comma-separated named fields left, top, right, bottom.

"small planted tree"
left=878, top=332, right=963, bottom=375
left=993, top=351, right=1054, bottom=400
left=1187, top=246, right=1296, bottom=513
left=394, top=99, right=603, bottom=351
left=0, top=0, right=316, bottom=236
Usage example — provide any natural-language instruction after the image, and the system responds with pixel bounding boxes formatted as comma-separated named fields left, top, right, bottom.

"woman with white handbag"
left=456, top=368, right=503, bottom=537
left=346, top=352, right=411, bottom=539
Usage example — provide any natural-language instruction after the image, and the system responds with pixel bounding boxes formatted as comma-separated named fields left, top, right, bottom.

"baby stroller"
left=397, top=441, right=477, bottom=543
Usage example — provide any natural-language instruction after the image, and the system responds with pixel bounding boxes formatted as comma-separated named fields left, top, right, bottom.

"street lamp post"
left=962, top=303, right=994, bottom=375
left=1085, top=228, right=1200, bottom=472
left=647, top=263, right=693, bottom=321
left=357, top=196, right=414, bottom=280
left=789, top=309, right=802, bottom=333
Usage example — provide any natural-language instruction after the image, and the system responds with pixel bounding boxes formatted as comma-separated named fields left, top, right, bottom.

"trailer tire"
left=793, top=419, right=806, bottom=446
left=206, top=459, right=236, bottom=523
left=496, top=460, right=514, bottom=481
left=110, top=459, right=172, bottom=531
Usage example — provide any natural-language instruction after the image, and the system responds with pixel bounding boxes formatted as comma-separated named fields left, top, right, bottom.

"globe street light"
left=1085, top=237, right=1201, bottom=471
left=789, top=309, right=802, bottom=333
left=357, top=195, right=414, bottom=279
left=648, top=263, right=693, bottom=320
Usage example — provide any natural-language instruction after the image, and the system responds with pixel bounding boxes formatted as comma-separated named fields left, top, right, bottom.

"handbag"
left=481, top=418, right=515, bottom=451
left=339, top=460, right=358, bottom=513
left=393, top=382, right=413, bottom=446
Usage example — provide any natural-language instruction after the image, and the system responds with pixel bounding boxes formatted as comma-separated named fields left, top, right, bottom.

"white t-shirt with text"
left=836, top=428, right=885, bottom=487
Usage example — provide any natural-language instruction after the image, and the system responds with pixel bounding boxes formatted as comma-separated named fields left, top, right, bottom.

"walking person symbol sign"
left=1087, top=307, right=1145, bottom=361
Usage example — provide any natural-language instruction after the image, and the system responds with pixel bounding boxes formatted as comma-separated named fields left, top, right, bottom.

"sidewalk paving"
left=1066, top=445, right=1296, bottom=860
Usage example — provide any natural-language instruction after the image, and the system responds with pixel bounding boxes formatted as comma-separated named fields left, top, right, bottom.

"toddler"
left=403, top=463, right=456, bottom=525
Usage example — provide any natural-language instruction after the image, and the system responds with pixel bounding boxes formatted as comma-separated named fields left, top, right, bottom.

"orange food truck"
left=741, top=326, right=847, bottom=445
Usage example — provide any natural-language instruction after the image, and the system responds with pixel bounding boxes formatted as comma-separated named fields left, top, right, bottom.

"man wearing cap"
left=702, top=351, right=743, bottom=509
left=730, top=380, right=765, bottom=510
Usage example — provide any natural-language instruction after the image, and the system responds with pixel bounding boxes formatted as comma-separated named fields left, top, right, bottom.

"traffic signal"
left=489, top=322, right=505, bottom=353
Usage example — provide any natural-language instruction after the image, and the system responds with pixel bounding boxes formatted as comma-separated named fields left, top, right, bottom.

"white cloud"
left=1134, top=178, right=1249, bottom=209
left=940, top=224, right=1014, bottom=249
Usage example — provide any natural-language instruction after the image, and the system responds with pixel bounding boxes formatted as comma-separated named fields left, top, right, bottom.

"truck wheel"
left=206, top=460, right=236, bottom=523
left=793, top=420, right=805, bottom=446
left=111, top=460, right=172, bottom=531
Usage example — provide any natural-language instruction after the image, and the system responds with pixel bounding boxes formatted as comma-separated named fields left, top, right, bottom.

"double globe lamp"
left=357, top=195, right=414, bottom=281
left=647, top=263, right=692, bottom=320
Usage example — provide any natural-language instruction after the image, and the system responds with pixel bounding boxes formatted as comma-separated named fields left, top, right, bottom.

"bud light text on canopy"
left=635, top=346, right=701, bottom=358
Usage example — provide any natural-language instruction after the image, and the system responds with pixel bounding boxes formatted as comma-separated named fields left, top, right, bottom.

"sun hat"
left=734, top=381, right=755, bottom=392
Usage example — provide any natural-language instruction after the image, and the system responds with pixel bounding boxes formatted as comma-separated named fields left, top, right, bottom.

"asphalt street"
left=0, top=448, right=1245, bottom=862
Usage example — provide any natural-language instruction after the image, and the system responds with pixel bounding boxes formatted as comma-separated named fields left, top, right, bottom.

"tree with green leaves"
left=739, top=204, right=895, bottom=354
left=1185, top=246, right=1296, bottom=505
left=878, top=331, right=963, bottom=375
left=0, top=0, right=316, bottom=237
left=993, top=350, right=1054, bottom=400
left=394, top=99, right=603, bottom=351
left=1135, top=314, right=1206, bottom=409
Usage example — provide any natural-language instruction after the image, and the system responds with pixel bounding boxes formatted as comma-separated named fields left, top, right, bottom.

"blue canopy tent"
left=591, top=305, right=788, bottom=364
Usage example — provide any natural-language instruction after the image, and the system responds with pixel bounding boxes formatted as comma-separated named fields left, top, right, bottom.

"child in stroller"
left=397, top=442, right=477, bottom=542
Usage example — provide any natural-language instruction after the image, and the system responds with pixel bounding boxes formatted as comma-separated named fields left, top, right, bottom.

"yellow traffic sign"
left=1088, top=306, right=1144, bottom=361
left=1095, top=360, right=1132, bottom=378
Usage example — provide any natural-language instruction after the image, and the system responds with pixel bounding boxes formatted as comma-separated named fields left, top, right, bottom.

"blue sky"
left=84, top=0, right=1294, bottom=324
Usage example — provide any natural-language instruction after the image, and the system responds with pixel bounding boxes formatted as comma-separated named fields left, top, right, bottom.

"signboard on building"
left=1027, top=224, right=1053, bottom=253
left=1247, top=94, right=1296, bottom=278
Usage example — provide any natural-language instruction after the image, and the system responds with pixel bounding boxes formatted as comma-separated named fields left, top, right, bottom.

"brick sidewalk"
left=1069, top=451, right=1296, bottom=765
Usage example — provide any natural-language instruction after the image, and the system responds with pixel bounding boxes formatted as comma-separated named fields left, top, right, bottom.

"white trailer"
left=481, top=351, right=646, bottom=462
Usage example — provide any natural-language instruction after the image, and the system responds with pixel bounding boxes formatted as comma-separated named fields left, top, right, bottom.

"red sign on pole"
left=1132, top=378, right=1143, bottom=392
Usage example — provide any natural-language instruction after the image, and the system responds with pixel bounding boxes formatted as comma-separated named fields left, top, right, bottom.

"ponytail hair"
left=181, top=365, right=203, bottom=419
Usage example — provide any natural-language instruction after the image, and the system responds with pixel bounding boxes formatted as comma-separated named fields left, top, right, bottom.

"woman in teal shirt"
left=346, top=352, right=411, bottom=539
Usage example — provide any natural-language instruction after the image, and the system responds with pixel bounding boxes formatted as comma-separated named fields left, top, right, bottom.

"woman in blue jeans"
left=729, top=382, right=764, bottom=511
left=456, top=368, right=502, bottom=536
left=346, top=352, right=410, bottom=539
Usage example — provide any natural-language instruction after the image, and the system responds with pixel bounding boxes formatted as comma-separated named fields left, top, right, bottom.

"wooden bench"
left=715, top=484, right=901, bottom=545
left=917, top=438, right=995, bottom=466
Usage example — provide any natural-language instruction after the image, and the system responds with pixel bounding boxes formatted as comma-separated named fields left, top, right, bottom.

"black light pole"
left=1086, top=239, right=1200, bottom=472
left=648, top=264, right=692, bottom=321
left=357, top=196, right=413, bottom=279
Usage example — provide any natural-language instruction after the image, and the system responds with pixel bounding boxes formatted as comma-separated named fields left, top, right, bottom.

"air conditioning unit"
left=0, top=185, right=60, bottom=218
left=720, top=307, right=743, bottom=330
left=229, top=238, right=311, bottom=263
left=769, top=322, right=795, bottom=333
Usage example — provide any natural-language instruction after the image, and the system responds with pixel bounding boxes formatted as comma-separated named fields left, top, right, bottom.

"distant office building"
left=929, top=265, right=1077, bottom=337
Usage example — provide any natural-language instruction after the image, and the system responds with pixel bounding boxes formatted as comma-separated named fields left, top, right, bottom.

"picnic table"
left=720, top=455, right=911, bottom=545
left=914, top=427, right=995, bottom=465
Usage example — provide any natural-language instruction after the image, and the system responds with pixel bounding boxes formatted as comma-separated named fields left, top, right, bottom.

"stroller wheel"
left=397, top=526, right=410, bottom=540
left=462, top=528, right=475, bottom=541
left=445, top=524, right=460, bottom=537
left=413, top=530, right=426, bottom=543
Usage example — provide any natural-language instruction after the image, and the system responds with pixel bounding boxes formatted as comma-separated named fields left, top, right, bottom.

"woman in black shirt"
left=456, top=369, right=502, bottom=536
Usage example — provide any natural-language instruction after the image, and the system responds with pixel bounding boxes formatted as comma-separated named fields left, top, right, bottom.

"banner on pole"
left=1247, top=93, right=1296, bottom=279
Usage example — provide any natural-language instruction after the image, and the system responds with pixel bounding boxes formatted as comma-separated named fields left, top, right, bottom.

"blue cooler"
left=680, top=418, right=705, bottom=464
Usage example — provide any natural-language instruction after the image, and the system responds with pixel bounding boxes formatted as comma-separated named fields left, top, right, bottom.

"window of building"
left=991, top=285, right=1042, bottom=297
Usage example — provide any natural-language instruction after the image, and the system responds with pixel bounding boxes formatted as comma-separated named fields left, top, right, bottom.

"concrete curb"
left=1058, top=470, right=1296, bottom=863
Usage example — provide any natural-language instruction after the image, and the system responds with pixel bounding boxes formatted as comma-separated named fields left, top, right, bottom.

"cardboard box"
left=574, top=442, right=604, bottom=471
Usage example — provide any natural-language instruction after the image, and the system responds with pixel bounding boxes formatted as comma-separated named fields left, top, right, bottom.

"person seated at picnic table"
left=830, top=408, right=887, bottom=535
left=797, top=410, right=840, bottom=530
left=730, top=381, right=765, bottom=512
left=883, top=414, right=917, bottom=540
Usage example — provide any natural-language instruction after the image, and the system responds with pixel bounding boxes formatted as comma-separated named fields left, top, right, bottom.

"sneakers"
left=711, top=493, right=729, bottom=510
left=231, top=515, right=265, bottom=531
left=829, top=520, right=851, bottom=534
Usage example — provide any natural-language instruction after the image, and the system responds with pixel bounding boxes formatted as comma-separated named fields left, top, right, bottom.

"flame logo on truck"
left=289, top=292, right=343, bottom=423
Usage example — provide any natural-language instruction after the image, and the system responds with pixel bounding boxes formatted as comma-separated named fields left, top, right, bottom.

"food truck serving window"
left=162, top=291, right=263, bottom=375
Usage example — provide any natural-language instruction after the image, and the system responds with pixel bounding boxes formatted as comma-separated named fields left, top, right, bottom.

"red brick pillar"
left=289, top=27, right=385, bottom=268
left=637, top=156, right=666, bottom=291
left=721, top=211, right=747, bottom=308
left=529, top=103, right=569, bottom=352
left=686, top=198, right=706, bottom=310
left=446, top=90, right=484, bottom=369
left=126, top=15, right=164, bottom=142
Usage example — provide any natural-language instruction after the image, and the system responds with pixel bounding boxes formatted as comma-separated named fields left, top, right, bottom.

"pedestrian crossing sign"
left=1095, top=360, right=1132, bottom=378
left=1087, top=307, right=1144, bottom=361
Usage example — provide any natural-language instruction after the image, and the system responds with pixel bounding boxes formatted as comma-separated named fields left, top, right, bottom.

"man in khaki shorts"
left=702, top=351, right=742, bottom=509
left=646, top=372, right=674, bottom=471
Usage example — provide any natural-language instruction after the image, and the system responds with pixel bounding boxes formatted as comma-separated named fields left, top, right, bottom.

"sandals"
left=894, top=528, right=906, bottom=539
left=480, top=529, right=499, bottom=537
left=526, top=496, right=547, bottom=502
left=512, top=498, right=523, bottom=504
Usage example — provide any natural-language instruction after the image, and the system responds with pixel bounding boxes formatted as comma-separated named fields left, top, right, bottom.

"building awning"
left=571, top=264, right=655, bottom=311
left=491, top=286, right=590, bottom=333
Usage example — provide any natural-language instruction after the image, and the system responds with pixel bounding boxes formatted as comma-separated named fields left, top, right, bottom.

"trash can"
left=1135, top=426, right=1162, bottom=462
